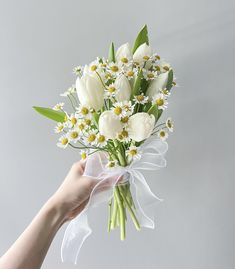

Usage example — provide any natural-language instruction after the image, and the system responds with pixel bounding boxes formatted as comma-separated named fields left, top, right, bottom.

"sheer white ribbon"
left=61, top=138, right=168, bottom=264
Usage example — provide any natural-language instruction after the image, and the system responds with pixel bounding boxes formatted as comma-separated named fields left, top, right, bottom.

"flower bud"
left=127, top=112, right=155, bottom=142
left=146, top=72, right=169, bottom=99
left=76, top=73, right=104, bottom=111
left=116, top=43, right=132, bottom=63
left=115, top=74, right=132, bottom=102
left=99, top=111, right=123, bottom=139
left=133, top=43, right=152, bottom=65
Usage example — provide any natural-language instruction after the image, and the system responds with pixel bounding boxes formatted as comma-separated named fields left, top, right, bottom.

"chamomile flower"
left=152, top=93, right=168, bottom=110
left=126, top=146, right=141, bottom=161
left=76, top=104, right=91, bottom=119
left=88, top=59, right=100, bottom=72
left=97, top=134, right=107, bottom=147
left=53, top=102, right=64, bottom=111
left=158, top=129, right=168, bottom=141
left=161, top=88, right=171, bottom=97
left=143, top=69, right=157, bottom=81
left=106, top=160, right=118, bottom=169
left=57, top=135, right=69, bottom=149
left=104, top=83, right=118, bottom=98
left=122, top=100, right=134, bottom=116
left=117, top=129, right=130, bottom=143
left=151, top=53, right=161, bottom=61
left=73, top=66, right=83, bottom=75
left=67, top=129, right=80, bottom=142
left=60, top=86, right=76, bottom=97
left=120, top=116, right=129, bottom=126
left=54, top=122, right=65, bottom=133
left=125, top=67, right=137, bottom=80
left=159, top=61, right=171, bottom=73
left=68, top=113, right=78, bottom=127
left=86, top=130, right=97, bottom=145
left=166, top=118, right=174, bottom=132
left=80, top=150, right=88, bottom=160
left=112, top=102, right=125, bottom=117
left=108, top=62, right=121, bottom=76
left=134, top=93, right=149, bottom=105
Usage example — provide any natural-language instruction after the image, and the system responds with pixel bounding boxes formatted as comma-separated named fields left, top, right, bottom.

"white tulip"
left=76, top=73, right=104, bottom=111
left=99, top=111, right=123, bottom=139
left=115, top=74, right=132, bottom=102
left=133, top=43, right=152, bottom=65
left=116, top=43, right=133, bottom=63
left=127, top=112, right=155, bottom=142
left=146, top=72, right=169, bottom=99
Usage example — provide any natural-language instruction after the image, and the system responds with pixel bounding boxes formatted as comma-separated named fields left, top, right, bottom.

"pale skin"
left=0, top=161, right=98, bottom=269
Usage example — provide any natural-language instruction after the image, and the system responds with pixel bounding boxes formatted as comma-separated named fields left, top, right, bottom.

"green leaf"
left=131, top=69, right=143, bottom=98
left=132, top=25, right=149, bottom=54
left=92, top=112, right=100, bottom=128
left=147, top=104, right=158, bottom=120
left=33, top=106, right=66, bottom=122
left=157, top=109, right=163, bottom=121
left=166, top=69, right=174, bottom=91
left=108, top=42, right=115, bottom=62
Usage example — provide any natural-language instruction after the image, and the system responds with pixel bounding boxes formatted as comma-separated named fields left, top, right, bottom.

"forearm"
left=0, top=198, right=65, bottom=269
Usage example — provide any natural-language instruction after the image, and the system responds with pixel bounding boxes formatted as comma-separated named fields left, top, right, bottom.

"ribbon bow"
left=61, top=138, right=168, bottom=264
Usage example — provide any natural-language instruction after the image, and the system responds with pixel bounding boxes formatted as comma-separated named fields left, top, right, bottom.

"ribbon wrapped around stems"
left=61, top=138, right=168, bottom=264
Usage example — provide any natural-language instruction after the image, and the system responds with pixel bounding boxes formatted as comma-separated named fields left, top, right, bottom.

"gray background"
left=0, top=0, right=235, bottom=268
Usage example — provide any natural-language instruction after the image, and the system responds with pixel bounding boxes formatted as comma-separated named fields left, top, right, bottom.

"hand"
left=49, top=161, right=97, bottom=223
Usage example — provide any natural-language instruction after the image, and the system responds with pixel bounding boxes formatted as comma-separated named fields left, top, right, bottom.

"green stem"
left=114, top=187, right=125, bottom=240
left=110, top=197, right=118, bottom=230
left=108, top=199, right=112, bottom=232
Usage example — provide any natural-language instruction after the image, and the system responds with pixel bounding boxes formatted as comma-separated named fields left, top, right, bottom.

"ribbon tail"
left=130, top=170, right=162, bottom=229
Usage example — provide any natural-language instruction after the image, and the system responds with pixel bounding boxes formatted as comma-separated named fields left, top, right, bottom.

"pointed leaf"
left=166, top=69, right=174, bottom=91
left=132, top=25, right=149, bottom=54
left=148, top=104, right=158, bottom=121
left=108, top=42, right=115, bottom=62
left=33, top=106, right=66, bottom=122
left=131, top=69, right=143, bottom=98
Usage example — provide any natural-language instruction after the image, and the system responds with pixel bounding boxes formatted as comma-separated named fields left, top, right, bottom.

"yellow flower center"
left=143, top=55, right=150, bottom=61
left=155, top=65, right=160, bottom=72
left=98, top=135, right=105, bottom=143
left=101, top=63, right=107, bottom=67
left=114, top=106, right=122, bottom=115
left=87, top=134, right=96, bottom=143
left=147, top=73, right=154, bottom=79
left=90, top=65, right=97, bottom=71
left=118, top=134, right=123, bottom=140
left=136, top=95, right=145, bottom=102
left=108, top=86, right=116, bottom=93
left=85, top=119, right=91, bottom=125
left=81, top=152, right=87, bottom=160
left=71, top=117, right=77, bottom=125
left=110, top=65, right=119, bottom=72
left=81, top=107, right=89, bottom=115
left=156, top=98, right=164, bottom=106
left=108, top=161, right=115, bottom=168
left=121, top=116, right=129, bottom=123
left=172, top=81, right=176, bottom=86
left=121, top=130, right=128, bottom=138
left=78, top=123, right=85, bottom=130
left=70, top=131, right=78, bottom=139
left=129, top=149, right=137, bottom=156
left=160, top=131, right=165, bottom=137
left=127, top=70, right=134, bottom=77
left=162, top=89, right=169, bottom=95
left=61, top=138, right=68, bottom=145
left=155, top=55, right=160, bottom=60
left=121, top=57, right=128, bottom=63
left=167, top=120, right=172, bottom=128
left=163, top=66, right=169, bottom=71
left=57, top=125, right=63, bottom=131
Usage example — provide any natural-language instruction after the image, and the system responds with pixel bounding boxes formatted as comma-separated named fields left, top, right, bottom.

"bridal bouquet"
left=34, top=25, right=176, bottom=263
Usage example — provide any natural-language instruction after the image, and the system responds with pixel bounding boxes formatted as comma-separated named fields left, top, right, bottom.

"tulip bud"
left=146, top=72, right=169, bottom=99
left=127, top=112, right=155, bottom=142
left=99, top=111, right=123, bottom=139
left=116, top=43, right=132, bottom=63
left=133, top=43, right=152, bottom=65
left=76, top=73, right=104, bottom=111
left=115, top=74, right=132, bottom=102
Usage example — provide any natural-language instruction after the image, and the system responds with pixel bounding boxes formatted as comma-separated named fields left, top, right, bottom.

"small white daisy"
left=161, top=88, right=171, bottom=97
left=57, top=135, right=69, bottom=149
left=54, top=122, right=64, bottom=133
left=104, top=83, right=118, bottom=98
left=108, top=62, right=122, bottom=76
left=112, top=102, right=126, bottom=117
left=60, top=86, right=76, bottom=97
left=134, top=93, right=149, bottom=105
left=158, top=129, right=169, bottom=141
left=159, top=61, right=171, bottom=73
left=86, top=130, right=97, bottom=145
left=53, top=102, right=64, bottom=111
left=106, top=160, right=118, bottom=169
left=76, top=104, right=91, bottom=119
left=97, top=134, right=107, bottom=147
left=125, top=67, right=137, bottom=80
left=68, top=113, right=78, bottom=127
left=80, top=150, right=89, bottom=160
left=126, top=146, right=141, bottom=161
left=152, top=93, right=168, bottom=110
left=73, top=66, right=83, bottom=75
left=166, top=118, right=174, bottom=132
left=143, top=69, right=157, bottom=81
left=117, top=129, right=131, bottom=143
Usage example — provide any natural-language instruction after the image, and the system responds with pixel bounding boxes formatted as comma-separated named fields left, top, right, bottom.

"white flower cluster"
left=53, top=42, right=176, bottom=165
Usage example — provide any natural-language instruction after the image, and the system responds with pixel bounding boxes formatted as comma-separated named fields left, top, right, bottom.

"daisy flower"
left=106, top=160, right=118, bottom=169
left=104, top=83, right=118, bottom=98
left=97, top=134, right=107, bottom=147
left=166, top=118, right=174, bottom=132
left=152, top=93, right=168, bottom=110
left=134, top=93, right=149, bottom=105
left=67, top=129, right=80, bottom=143
left=60, top=86, right=76, bottom=97
left=125, top=67, right=137, bottom=80
left=54, top=122, right=64, bottom=133
left=53, top=102, right=64, bottom=111
left=143, top=69, right=157, bottom=81
left=126, top=146, right=141, bottom=161
left=57, top=135, right=69, bottom=149
left=68, top=113, right=78, bottom=127
left=73, top=66, right=83, bottom=76
left=158, top=129, right=169, bottom=141
left=161, top=88, right=171, bottom=97
left=159, top=61, right=171, bottom=73
left=117, top=130, right=130, bottom=143
left=80, top=150, right=89, bottom=160
left=112, top=102, right=126, bottom=117
left=76, top=104, right=91, bottom=119
left=122, top=101, right=134, bottom=116
left=108, top=62, right=122, bottom=76
left=86, top=130, right=97, bottom=145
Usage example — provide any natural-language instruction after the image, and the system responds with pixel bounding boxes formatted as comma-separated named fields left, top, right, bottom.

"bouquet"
left=34, top=25, right=176, bottom=263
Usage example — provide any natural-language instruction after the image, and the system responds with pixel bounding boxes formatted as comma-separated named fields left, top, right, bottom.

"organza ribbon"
left=61, top=138, right=168, bottom=264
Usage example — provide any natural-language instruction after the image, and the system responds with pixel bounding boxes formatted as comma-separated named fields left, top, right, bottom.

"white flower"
left=159, top=61, right=171, bottom=73
left=125, top=67, right=137, bottom=80
left=166, top=117, right=173, bottom=132
left=134, top=93, right=149, bottom=105
left=53, top=102, right=64, bottom=111
left=116, top=43, right=133, bottom=64
left=117, top=129, right=130, bottom=143
left=68, top=113, right=78, bottom=127
left=127, top=112, right=155, bottom=142
left=143, top=69, right=157, bottom=81
left=57, top=135, right=69, bottom=149
left=161, top=88, right=171, bottom=97
left=115, top=74, right=132, bottom=102
left=80, top=150, right=88, bottom=160
left=106, top=160, right=118, bottom=169
left=86, top=130, right=97, bottom=145
left=108, top=62, right=122, bottom=76
left=67, top=129, right=80, bottom=142
left=60, top=86, right=76, bottom=97
left=146, top=72, right=169, bottom=99
left=73, top=66, right=83, bottom=75
left=152, top=93, right=168, bottom=110
left=76, top=104, right=92, bottom=119
left=126, top=146, right=141, bottom=161
left=158, top=129, right=169, bottom=141
left=97, top=134, right=107, bottom=147
left=104, top=83, right=118, bottom=98
left=99, top=111, right=123, bottom=139
left=54, top=122, right=64, bottom=133
left=76, top=73, right=104, bottom=111
left=133, top=43, right=153, bottom=65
